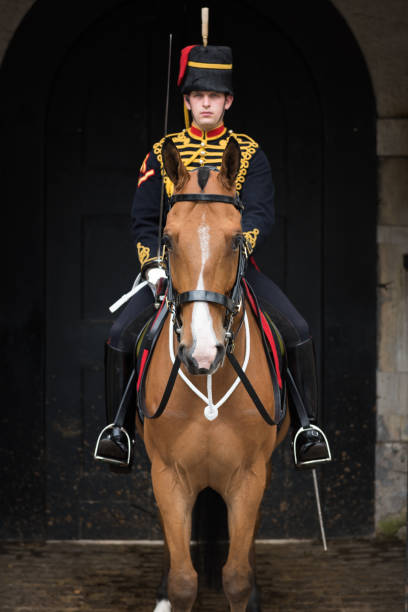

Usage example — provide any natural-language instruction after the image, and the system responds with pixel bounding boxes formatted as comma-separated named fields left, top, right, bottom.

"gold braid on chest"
left=153, top=130, right=259, bottom=197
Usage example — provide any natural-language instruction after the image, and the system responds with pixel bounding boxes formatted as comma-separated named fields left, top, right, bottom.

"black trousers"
left=109, top=264, right=310, bottom=353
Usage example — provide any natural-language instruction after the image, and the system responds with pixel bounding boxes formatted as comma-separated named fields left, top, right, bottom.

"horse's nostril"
left=215, top=343, right=225, bottom=364
left=178, top=344, right=198, bottom=370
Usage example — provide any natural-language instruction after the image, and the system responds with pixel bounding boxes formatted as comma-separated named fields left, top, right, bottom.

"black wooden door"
left=1, top=0, right=375, bottom=540
left=45, top=1, right=323, bottom=539
left=45, top=5, right=167, bottom=538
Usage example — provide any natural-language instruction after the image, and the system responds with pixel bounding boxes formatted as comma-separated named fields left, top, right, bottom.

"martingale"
left=134, top=278, right=287, bottom=427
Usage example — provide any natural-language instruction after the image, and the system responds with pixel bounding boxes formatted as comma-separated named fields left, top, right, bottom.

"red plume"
left=177, top=45, right=197, bottom=86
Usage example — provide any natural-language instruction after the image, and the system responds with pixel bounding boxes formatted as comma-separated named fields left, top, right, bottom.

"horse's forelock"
left=197, top=166, right=211, bottom=192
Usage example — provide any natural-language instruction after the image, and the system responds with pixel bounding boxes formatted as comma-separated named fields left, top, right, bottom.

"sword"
left=312, top=468, right=328, bottom=551
left=156, top=33, right=173, bottom=260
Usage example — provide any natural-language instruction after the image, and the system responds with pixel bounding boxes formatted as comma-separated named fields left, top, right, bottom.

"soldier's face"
left=184, top=91, right=233, bottom=131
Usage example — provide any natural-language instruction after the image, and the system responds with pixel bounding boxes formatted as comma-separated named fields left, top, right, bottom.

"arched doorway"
left=1, top=0, right=376, bottom=539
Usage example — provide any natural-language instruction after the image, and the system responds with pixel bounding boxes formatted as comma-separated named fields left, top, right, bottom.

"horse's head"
left=162, top=137, right=243, bottom=375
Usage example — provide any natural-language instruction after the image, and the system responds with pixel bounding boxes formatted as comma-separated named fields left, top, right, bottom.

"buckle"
left=293, top=424, right=332, bottom=468
left=94, top=424, right=132, bottom=467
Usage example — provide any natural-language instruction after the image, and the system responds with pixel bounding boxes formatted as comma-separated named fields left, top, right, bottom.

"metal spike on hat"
left=202, top=7, right=209, bottom=47
left=183, top=7, right=210, bottom=128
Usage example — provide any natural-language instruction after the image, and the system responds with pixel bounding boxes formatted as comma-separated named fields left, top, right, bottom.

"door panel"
left=46, top=1, right=323, bottom=538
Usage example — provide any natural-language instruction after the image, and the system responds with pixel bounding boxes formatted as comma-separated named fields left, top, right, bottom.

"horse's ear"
left=162, top=137, right=189, bottom=190
left=219, top=136, right=241, bottom=190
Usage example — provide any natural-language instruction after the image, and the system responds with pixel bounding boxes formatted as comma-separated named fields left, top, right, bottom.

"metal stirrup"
left=94, top=367, right=136, bottom=466
left=94, top=425, right=132, bottom=467
left=293, top=424, right=332, bottom=468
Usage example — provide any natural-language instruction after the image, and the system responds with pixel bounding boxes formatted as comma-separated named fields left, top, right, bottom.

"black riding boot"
left=94, top=343, right=135, bottom=467
left=287, top=338, right=331, bottom=468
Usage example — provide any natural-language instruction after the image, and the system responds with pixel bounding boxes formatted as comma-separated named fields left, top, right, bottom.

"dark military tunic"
left=131, top=124, right=275, bottom=267
left=110, top=123, right=309, bottom=352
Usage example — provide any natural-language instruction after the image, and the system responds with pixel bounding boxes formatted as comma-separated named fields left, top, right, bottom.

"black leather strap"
left=176, top=290, right=235, bottom=313
left=169, top=193, right=244, bottom=212
left=136, top=303, right=170, bottom=420
left=231, top=241, right=247, bottom=306
left=113, top=369, right=136, bottom=429
left=286, top=368, right=310, bottom=429
left=143, top=354, right=181, bottom=420
left=226, top=350, right=276, bottom=426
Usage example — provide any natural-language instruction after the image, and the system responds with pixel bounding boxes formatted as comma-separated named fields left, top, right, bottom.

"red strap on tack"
left=137, top=349, right=149, bottom=392
left=259, top=311, right=282, bottom=389
left=178, top=45, right=197, bottom=86
left=136, top=293, right=168, bottom=392
left=250, top=255, right=260, bottom=272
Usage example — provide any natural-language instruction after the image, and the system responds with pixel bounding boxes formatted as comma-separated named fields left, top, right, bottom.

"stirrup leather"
left=94, top=423, right=132, bottom=467
left=293, top=424, right=332, bottom=468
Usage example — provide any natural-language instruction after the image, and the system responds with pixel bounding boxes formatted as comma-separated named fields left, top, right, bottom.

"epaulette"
left=230, top=132, right=259, bottom=192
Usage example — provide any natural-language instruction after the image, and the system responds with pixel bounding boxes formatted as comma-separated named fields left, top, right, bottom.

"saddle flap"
left=135, top=298, right=169, bottom=420
left=242, top=279, right=287, bottom=424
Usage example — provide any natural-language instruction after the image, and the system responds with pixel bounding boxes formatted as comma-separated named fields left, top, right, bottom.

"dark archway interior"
left=0, top=0, right=376, bottom=539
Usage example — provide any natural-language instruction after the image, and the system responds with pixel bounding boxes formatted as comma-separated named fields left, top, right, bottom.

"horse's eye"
left=232, top=234, right=243, bottom=251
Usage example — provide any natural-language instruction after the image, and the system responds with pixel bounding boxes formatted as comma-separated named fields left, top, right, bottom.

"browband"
left=169, top=193, right=244, bottom=213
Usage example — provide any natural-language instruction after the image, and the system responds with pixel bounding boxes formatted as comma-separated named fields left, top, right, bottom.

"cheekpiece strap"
left=169, top=193, right=244, bottom=212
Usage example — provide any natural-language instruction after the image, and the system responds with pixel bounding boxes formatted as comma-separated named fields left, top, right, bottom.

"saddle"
left=134, top=280, right=287, bottom=426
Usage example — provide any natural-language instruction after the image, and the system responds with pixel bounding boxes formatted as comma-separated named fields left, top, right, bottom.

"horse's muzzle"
left=178, top=342, right=225, bottom=375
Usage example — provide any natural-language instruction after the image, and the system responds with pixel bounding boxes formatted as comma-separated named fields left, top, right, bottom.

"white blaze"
left=191, top=221, right=218, bottom=369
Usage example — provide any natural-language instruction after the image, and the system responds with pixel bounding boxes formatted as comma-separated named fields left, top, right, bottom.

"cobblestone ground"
left=0, top=539, right=404, bottom=611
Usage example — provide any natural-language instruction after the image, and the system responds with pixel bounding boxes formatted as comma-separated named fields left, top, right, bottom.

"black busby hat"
left=178, top=45, right=233, bottom=95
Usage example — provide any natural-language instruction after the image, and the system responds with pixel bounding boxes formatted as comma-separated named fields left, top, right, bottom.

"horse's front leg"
left=246, top=523, right=262, bottom=611
left=154, top=524, right=170, bottom=611
left=151, top=461, right=197, bottom=612
left=222, top=463, right=266, bottom=612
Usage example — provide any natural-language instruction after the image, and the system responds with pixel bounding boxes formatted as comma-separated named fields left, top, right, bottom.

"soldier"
left=95, top=44, right=331, bottom=469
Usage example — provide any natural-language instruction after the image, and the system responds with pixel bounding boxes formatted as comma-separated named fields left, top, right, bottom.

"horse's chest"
left=150, top=418, right=268, bottom=469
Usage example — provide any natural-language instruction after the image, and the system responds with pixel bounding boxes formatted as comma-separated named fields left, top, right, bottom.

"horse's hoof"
left=153, top=599, right=171, bottom=611
left=246, top=602, right=262, bottom=611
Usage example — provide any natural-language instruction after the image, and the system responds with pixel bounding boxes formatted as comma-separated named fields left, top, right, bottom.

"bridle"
left=131, top=172, right=285, bottom=427
left=170, top=192, right=244, bottom=212
left=165, top=180, right=248, bottom=349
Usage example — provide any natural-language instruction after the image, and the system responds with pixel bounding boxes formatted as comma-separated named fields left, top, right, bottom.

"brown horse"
left=137, top=137, right=290, bottom=612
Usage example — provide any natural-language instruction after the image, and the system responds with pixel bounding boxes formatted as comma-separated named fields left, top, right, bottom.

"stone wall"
left=1, top=0, right=407, bottom=536
left=332, top=0, right=408, bottom=536
left=0, top=0, right=35, bottom=62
